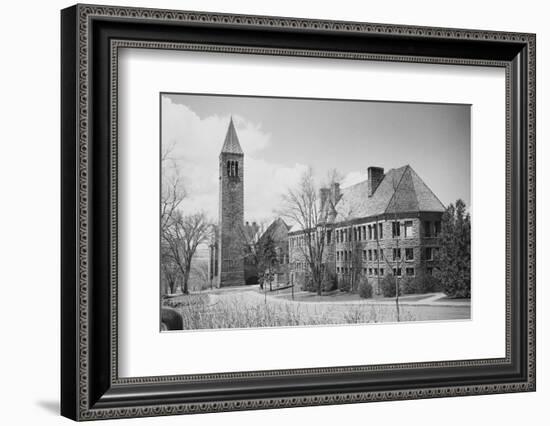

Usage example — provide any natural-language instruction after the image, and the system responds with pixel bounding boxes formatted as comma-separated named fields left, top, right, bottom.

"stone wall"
left=218, top=152, right=245, bottom=287
left=288, top=213, right=443, bottom=294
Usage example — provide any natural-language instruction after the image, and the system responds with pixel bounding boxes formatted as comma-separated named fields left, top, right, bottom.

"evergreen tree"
left=259, top=236, right=279, bottom=291
left=435, top=199, right=471, bottom=298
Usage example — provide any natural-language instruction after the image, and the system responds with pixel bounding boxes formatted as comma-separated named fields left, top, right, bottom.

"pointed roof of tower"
left=220, top=117, right=243, bottom=155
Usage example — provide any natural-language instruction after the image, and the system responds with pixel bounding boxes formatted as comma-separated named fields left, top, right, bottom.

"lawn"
left=162, top=289, right=470, bottom=331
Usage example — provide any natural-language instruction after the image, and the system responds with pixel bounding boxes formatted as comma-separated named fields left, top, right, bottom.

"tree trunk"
left=182, top=267, right=191, bottom=294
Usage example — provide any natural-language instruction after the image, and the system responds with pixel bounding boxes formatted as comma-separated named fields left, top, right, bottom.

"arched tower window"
left=225, top=160, right=240, bottom=178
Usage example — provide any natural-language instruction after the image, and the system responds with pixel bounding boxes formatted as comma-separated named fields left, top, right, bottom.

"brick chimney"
left=319, top=187, right=330, bottom=209
left=330, top=182, right=341, bottom=204
left=368, top=167, right=384, bottom=197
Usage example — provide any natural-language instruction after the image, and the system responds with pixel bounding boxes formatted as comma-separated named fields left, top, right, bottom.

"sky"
left=161, top=93, right=470, bottom=225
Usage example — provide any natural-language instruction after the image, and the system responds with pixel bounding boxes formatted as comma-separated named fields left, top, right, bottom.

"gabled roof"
left=334, top=165, right=445, bottom=222
left=260, top=218, right=290, bottom=243
left=220, top=117, right=243, bottom=155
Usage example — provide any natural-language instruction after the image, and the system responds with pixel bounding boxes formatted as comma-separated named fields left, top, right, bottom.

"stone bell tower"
left=217, top=117, right=245, bottom=287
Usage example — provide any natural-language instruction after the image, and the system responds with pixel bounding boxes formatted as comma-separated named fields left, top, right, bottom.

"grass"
left=162, top=291, right=414, bottom=330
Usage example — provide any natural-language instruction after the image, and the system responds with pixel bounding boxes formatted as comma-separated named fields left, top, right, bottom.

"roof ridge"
left=409, top=166, right=446, bottom=211
left=407, top=166, right=420, bottom=211
left=383, top=165, right=409, bottom=214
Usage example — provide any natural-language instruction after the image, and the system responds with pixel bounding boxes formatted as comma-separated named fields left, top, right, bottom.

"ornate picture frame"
left=61, top=4, right=536, bottom=421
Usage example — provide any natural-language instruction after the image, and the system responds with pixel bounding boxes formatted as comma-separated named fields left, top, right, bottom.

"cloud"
left=340, top=170, right=368, bottom=188
left=161, top=96, right=306, bottom=224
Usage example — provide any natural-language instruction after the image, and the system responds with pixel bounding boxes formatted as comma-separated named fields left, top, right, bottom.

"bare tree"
left=237, top=222, right=263, bottom=269
left=280, top=168, right=336, bottom=295
left=161, top=249, right=180, bottom=295
left=191, top=261, right=210, bottom=292
left=160, top=142, right=186, bottom=294
left=377, top=173, right=404, bottom=321
left=164, top=211, right=212, bottom=294
left=161, top=142, right=186, bottom=236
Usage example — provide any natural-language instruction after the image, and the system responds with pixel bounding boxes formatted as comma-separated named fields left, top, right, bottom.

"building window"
left=406, top=267, right=415, bottom=276
left=392, top=221, right=401, bottom=237
left=425, top=247, right=434, bottom=261
left=379, top=223, right=383, bottom=239
left=404, top=220, right=413, bottom=237
left=336, top=267, right=340, bottom=274
left=362, top=226, right=367, bottom=240
left=434, top=221, right=441, bottom=236
left=374, top=268, right=378, bottom=276
left=424, top=220, right=432, bottom=237
left=373, top=224, right=378, bottom=240
left=393, top=267, right=402, bottom=276
left=373, top=250, right=378, bottom=261
left=363, top=267, right=367, bottom=275
left=362, top=250, right=367, bottom=260
left=427, top=267, right=434, bottom=275
left=368, top=268, right=373, bottom=276
left=379, top=249, right=384, bottom=260
left=368, top=225, right=373, bottom=240
left=405, top=248, right=414, bottom=261
left=368, top=249, right=372, bottom=261
left=326, top=230, right=332, bottom=244
left=393, top=248, right=401, bottom=261
left=380, top=268, right=384, bottom=276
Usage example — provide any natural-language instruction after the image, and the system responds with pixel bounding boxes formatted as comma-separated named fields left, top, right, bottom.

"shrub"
left=400, top=276, right=416, bottom=295
left=337, top=275, right=351, bottom=292
left=380, top=274, right=401, bottom=298
left=322, top=273, right=338, bottom=292
left=402, top=271, right=442, bottom=294
left=304, top=277, right=316, bottom=292
left=418, top=271, right=442, bottom=293
left=358, top=278, right=373, bottom=298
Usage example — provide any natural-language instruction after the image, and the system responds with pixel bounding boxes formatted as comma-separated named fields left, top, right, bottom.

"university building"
left=209, top=118, right=446, bottom=292
left=287, top=165, right=446, bottom=294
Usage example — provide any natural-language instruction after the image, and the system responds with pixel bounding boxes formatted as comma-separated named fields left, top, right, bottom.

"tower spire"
left=220, top=116, right=243, bottom=155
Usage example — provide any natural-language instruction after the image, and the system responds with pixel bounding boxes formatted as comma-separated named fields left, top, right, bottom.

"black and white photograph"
left=160, top=93, right=472, bottom=331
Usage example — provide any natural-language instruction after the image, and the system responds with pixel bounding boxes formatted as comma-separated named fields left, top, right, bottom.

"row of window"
left=335, top=247, right=437, bottom=262
left=335, top=266, right=416, bottom=277
left=288, top=220, right=442, bottom=249
left=293, top=262, right=309, bottom=271
left=335, top=220, right=417, bottom=243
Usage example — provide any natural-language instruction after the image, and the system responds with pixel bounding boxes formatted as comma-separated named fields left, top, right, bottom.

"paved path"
left=206, top=288, right=471, bottom=323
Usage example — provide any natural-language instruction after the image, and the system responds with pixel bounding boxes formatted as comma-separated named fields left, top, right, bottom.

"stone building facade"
left=287, top=165, right=445, bottom=294
left=210, top=118, right=245, bottom=287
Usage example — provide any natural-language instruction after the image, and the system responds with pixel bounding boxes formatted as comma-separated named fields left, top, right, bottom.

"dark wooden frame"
left=61, top=4, right=536, bottom=421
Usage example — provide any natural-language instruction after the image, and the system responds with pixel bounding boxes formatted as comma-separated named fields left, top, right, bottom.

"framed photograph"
left=61, top=4, right=536, bottom=421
